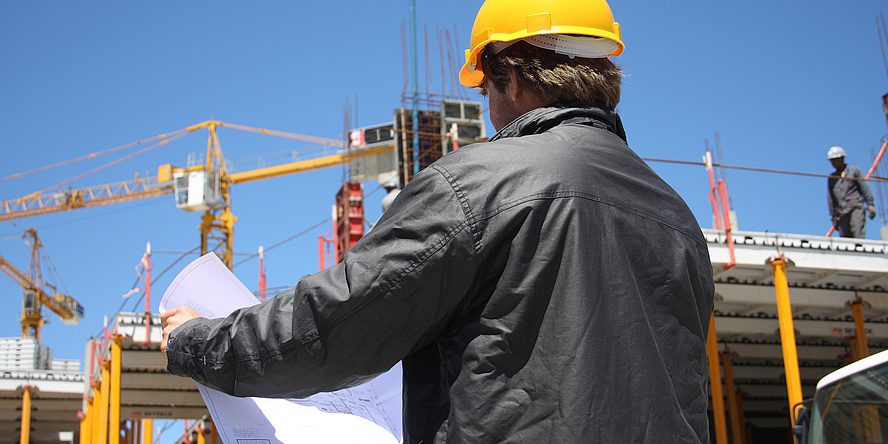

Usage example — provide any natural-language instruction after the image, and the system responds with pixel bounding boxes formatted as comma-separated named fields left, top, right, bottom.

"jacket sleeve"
left=827, top=179, right=836, bottom=218
left=165, top=167, right=479, bottom=398
left=854, top=167, right=875, bottom=206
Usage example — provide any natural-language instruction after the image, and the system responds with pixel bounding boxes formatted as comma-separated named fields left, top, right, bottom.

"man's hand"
left=868, top=205, right=877, bottom=220
left=160, top=306, right=202, bottom=362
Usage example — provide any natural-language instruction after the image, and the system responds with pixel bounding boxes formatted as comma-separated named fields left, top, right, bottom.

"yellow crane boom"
left=0, top=228, right=84, bottom=339
left=229, top=144, right=394, bottom=185
left=0, top=120, right=395, bottom=269
left=0, top=175, right=172, bottom=221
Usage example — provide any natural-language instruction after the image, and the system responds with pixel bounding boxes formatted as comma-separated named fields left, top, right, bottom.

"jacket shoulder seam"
left=431, top=164, right=483, bottom=257
left=305, top=220, right=474, bottom=348
left=303, top=167, right=478, bottom=349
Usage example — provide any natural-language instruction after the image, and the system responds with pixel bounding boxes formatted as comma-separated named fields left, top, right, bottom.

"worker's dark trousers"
left=836, top=207, right=866, bottom=238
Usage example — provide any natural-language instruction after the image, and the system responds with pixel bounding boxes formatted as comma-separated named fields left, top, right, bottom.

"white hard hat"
left=826, top=146, right=847, bottom=159
left=381, top=189, right=400, bottom=213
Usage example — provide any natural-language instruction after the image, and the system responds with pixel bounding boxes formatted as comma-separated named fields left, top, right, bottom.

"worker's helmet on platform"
left=459, top=0, right=624, bottom=88
left=826, top=146, right=847, bottom=159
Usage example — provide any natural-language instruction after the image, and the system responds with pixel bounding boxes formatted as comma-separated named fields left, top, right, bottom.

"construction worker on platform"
left=827, top=146, right=875, bottom=238
left=161, top=0, right=714, bottom=441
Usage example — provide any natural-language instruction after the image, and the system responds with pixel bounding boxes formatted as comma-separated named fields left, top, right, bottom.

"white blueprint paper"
left=160, top=253, right=402, bottom=443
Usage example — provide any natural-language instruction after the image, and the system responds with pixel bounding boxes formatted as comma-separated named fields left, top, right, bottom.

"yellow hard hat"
left=459, top=0, right=624, bottom=87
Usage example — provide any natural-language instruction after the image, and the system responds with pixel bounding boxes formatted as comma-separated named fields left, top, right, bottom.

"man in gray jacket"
left=162, top=0, right=714, bottom=441
left=827, top=146, right=876, bottom=238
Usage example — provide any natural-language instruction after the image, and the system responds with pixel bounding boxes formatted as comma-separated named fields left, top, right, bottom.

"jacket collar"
left=489, top=102, right=626, bottom=143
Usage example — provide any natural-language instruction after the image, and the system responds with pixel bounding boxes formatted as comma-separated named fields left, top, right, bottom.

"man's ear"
left=507, top=69, right=520, bottom=103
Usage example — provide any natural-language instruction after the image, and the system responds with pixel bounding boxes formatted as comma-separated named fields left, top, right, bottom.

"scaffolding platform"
left=707, top=229, right=888, bottom=429
left=0, top=347, right=82, bottom=442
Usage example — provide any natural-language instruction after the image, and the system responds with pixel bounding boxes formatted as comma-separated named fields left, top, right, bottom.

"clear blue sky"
left=1, top=0, right=887, bottom=440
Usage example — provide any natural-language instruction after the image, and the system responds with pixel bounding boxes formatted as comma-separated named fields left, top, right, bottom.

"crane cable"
left=216, top=122, right=345, bottom=148
left=39, top=242, right=70, bottom=296
left=232, top=217, right=332, bottom=268
left=5, top=120, right=350, bottom=199
left=115, top=212, right=339, bottom=319
left=35, top=130, right=193, bottom=196
left=0, top=125, right=201, bottom=184
left=230, top=181, right=388, bottom=268
left=643, top=158, right=888, bottom=183
left=105, top=245, right=201, bottom=335
left=0, top=224, right=70, bottom=294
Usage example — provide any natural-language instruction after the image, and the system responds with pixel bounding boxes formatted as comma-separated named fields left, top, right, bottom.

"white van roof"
left=817, top=348, right=888, bottom=390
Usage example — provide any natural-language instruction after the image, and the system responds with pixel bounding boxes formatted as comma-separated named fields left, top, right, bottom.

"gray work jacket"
left=166, top=103, right=714, bottom=443
left=828, top=164, right=874, bottom=217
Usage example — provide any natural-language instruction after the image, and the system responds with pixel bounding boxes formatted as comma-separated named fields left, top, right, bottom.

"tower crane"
left=0, top=120, right=395, bottom=269
left=0, top=228, right=84, bottom=339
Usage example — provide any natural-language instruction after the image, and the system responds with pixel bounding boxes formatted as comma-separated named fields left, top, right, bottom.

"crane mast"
left=0, top=228, right=84, bottom=339
left=198, top=121, right=236, bottom=268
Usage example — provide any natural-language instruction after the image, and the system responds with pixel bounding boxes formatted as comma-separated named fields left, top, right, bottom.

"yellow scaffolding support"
left=769, top=256, right=803, bottom=438
left=91, top=383, right=102, bottom=444
left=706, top=313, right=728, bottom=444
left=849, top=298, right=870, bottom=359
left=131, top=420, right=139, bottom=444
left=79, top=398, right=93, bottom=444
left=736, top=390, right=749, bottom=444
left=97, top=358, right=111, bottom=444
left=721, top=351, right=743, bottom=444
left=19, top=385, right=32, bottom=444
left=143, top=419, right=154, bottom=444
left=110, top=336, right=123, bottom=444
